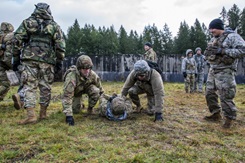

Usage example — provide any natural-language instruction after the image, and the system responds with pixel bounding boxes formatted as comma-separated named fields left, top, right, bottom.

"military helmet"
left=186, top=49, right=193, bottom=55
left=134, top=60, right=150, bottom=75
left=76, top=55, right=93, bottom=69
left=0, top=22, right=14, bottom=33
left=35, top=2, right=52, bottom=15
left=111, top=96, right=126, bottom=115
left=195, top=47, right=201, bottom=53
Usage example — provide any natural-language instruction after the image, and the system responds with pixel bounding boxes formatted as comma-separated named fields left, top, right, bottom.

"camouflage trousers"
left=194, top=73, right=204, bottom=92
left=184, top=74, right=195, bottom=93
left=0, top=64, right=10, bottom=100
left=71, top=84, right=100, bottom=114
left=17, top=61, right=54, bottom=108
left=205, top=68, right=237, bottom=120
left=128, top=84, right=155, bottom=112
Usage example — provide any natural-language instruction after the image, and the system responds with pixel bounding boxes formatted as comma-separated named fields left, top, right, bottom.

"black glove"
left=1, top=44, right=6, bottom=50
left=66, top=116, right=75, bottom=126
left=207, top=46, right=225, bottom=56
left=183, top=72, right=187, bottom=78
left=54, top=60, right=63, bottom=73
left=13, top=59, right=20, bottom=71
left=154, top=112, right=163, bottom=122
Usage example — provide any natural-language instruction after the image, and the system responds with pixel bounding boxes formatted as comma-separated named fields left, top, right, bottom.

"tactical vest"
left=21, top=18, right=56, bottom=64
left=207, top=32, right=234, bottom=65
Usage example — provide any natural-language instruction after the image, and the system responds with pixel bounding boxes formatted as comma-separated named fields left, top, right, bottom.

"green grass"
left=0, top=82, right=244, bottom=162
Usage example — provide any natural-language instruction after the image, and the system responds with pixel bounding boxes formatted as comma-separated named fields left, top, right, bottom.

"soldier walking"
left=12, top=3, right=66, bottom=124
left=204, top=18, right=245, bottom=128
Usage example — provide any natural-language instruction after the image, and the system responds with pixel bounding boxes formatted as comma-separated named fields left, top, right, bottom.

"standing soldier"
left=204, top=18, right=245, bottom=128
left=0, top=22, right=14, bottom=101
left=121, top=60, right=164, bottom=122
left=62, top=55, right=104, bottom=126
left=181, top=49, right=197, bottom=93
left=12, top=3, right=66, bottom=124
left=144, top=42, right=157, bottom=62
left=193, top=47, right=206, bottom=93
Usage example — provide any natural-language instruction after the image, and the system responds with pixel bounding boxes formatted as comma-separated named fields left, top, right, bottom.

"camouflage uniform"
left=12, top=3, right=65, bottom=124
left=193, top=47, right=206, bottom=93
left=121, top=60, right=164, bottom=121
left=62, top=55, right=104, bottom=117
left=144, top=48, right=157, bottom=62
left=99, top=94, right=133, bottom=121
left=204, top=29, right=245, bottom=122
left=181, top=49, right=197, bottom=93
left=0, top=22, right=14, bottom=101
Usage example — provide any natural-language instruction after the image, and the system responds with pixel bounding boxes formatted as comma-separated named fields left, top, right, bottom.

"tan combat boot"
left=18, top=108, right=37, bottom=125
left=222, top=117, right=233, bottom=129
left=39, top=105, right=47, bottom=120
left=12, top=93, right=24, bottom=110
left=204, top=112, right=222, bottom=122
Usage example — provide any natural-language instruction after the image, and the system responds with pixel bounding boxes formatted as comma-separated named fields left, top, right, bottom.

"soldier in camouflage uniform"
left=121, top=60, right=164, bottom=122
left=181, top=49, right=197, bottom=93
left=0, top=22, right=14, bottom=101
left=204, top=18, right=245, bottom=128
left=63, top=55, right=104, bottom=126
left=193, top=47, right=206, bottom=93
left=99, top=93, right=133, bottom=121
left=144, top=42, right=157, bottom=62
left=12, top=3, right=66, bottom=125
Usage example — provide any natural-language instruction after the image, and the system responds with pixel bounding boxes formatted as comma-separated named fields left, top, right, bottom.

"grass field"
left=0, top=82, right=244, bottom=162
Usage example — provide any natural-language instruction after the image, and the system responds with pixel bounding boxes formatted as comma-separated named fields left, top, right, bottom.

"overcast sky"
left=1, top=0, right=244, bottom=37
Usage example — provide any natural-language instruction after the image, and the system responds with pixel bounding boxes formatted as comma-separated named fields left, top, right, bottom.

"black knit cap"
left=209, top=18, right=224, bottom=30
left=144, top=42, right=152, bottom=48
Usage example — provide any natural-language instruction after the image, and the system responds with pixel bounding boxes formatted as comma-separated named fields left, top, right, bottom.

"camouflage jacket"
left=62, top=66, right=104, bottom=113
left=144, top=48, right=157, bottom=62
left=181, top=56, right=197, bottom=74
left=193, top=54, right=205, bottom=74
left=13, top=11, right=65, bottom=65
left=121, top=69, right=164, bottom=113
left=205, top=30, right=245, bottom=71
left=0, top=29, right=14, bottom=69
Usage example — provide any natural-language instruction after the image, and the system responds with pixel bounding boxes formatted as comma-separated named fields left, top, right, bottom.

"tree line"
left=65, top=4, right=245, bottom=57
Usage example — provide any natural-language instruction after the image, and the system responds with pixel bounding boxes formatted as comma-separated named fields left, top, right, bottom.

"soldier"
left=204, top=18, right=245, bottom=128
left=144, top=42, right=157, bottom=62
left=0, top=22, right=14, bottom=101
left=62, top=55, right=104, bottom=126
left=193, top=47, right=206, bottom=93
left=121, top=60, right=164, bottom=122
left=99, top=93, right=133, bottom=121
left=181, top=49, right=197, bottom=93
left=12, top=3, right=66, bottom=125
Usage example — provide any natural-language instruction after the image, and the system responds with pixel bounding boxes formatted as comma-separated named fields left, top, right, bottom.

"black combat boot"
left=204, top=112, right=221, bottom=121
left=222, top=117, right=233, bottom=129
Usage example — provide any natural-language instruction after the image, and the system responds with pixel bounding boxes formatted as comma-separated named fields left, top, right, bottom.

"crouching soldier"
left=62, top=55, right=104, bottom=126
left=99, top=93, right=133, bottom=121
left=121, top=60, right=164, bottom=122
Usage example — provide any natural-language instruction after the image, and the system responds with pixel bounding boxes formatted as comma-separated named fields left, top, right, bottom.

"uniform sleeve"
left=150, top=70, right=164, bottom=113
left=62, top=72, right=76, bottom=116
left=121, top=71, right=136, bottom=96
left=181, top=58, right=186, bottom=73
left=95, top=74, right=104, bottom=94
left=12, top=21, right=29, bottom=57
left=53, top=24, right=66, bottom=61
left=225, top=33, right=245, bottom=58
